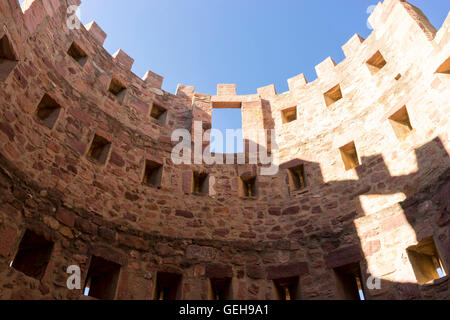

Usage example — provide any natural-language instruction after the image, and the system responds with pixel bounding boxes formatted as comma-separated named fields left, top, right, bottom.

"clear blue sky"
left=74, top=0, right=448, bottom=95
left=20, top=0, right=449, bottom=152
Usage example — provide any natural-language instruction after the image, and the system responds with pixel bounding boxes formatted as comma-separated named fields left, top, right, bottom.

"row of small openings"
left=325, top=51, right=386, bottom=108
left=67, top=41, right=169, bottom=123
left=86, top=270, right=232, bottom=301
left=190, top=171, right=259, bottom=199
left=107, top=77, right=169, bottom=125
left=281, top=51, right=389, bottom=123
left=7, top=231, right=226, bottom=301
left=155, top=273, right=233, bottom=300
left=283, top=50, right=446, bottom=131
left=155, top=274, right=302, bottom=300
left=192, top=165, right=302, bottom=197
left=85, top=135, right=165, bottom=189
left=8, top=230, right=447, bottom=300
left=338, top=106, right=414, bottom=171
left=34, top=100, right=413, bottom=190
left=154, top=274, right=303, bottom=300
left=191, top=172, right=257, bottom=199
left=155, top=274, right=301, bottom=300
left=107, top=76, right=170, bottom=121
left=7, top=229, right=120, bottom=300
left=279, top=83, right=343, bottom=124
left=191, top=169, right=305, bottom=198
left=33, top=93, right=167, bottom=134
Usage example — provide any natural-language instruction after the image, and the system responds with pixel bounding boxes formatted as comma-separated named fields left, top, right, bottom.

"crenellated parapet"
left=0, top=0, right=448, bottom=301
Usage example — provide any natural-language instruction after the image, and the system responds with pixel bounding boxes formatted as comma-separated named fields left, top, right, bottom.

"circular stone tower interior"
left=0, top=0, right=449, bottom=300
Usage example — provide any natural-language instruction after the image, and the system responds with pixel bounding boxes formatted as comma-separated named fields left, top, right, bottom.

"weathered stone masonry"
left=0, top=0, right=449, bottom=299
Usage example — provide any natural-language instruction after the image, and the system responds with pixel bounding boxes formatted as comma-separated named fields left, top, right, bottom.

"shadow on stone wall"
left=278, top=136, right=449, bottom=299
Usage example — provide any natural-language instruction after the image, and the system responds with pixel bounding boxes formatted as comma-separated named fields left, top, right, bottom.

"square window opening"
left=210, top=277, right=232, bottom=300
left=339, top=141, right=360, bottom=171
left=239, top=175, right=257, bottom=198
left=288, top=164, right=307, bottom=191
left=366, top=50, right=387, bottom=74
left=436, top=56, right=450, bottom=74
left=143, top=160, right=163, bottom=188
left=67, top=41, right=88, bottom=67
left=193, top=171, right=209, bottom=195
left=389, top=106, right=413, bottom=141
left=407, top=237, right=447, bottom=285
left=83, top=256, right=121, bottom=300
left=35, top=94, right=62, bottom=129
left=324, top=84, right=343, bottom=107
left=0, top=34, right=18, bottom=81
left=281, top=106, right=297, bottom=124
left=108, top=78, right=127, bottom=102
left=10, top=230, right=54, bottom=280
left=333, top=262, right=365, bottom=300
left=273, top=276, right=300, bottom=300
left=87, top=134, right=112, bottom=165
left=155, top=272, right=182, bottom=300
left=150, top=103, right=168, bottom=124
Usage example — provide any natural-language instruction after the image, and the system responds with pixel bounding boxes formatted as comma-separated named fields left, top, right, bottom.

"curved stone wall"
left=0, top=0, right=448, bottom=300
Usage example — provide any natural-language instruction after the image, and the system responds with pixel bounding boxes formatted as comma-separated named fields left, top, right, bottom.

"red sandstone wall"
left=0, top=0, right=448, bottom=300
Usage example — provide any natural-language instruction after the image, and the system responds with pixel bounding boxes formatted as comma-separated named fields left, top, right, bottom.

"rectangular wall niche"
left=143, top=160, right=163, bottom=187
left=0, top=34, right=18, bottom=81
left=389, top=106, right=413, bottom=141
left=436, top=56, right=450, bottom=74
left=281, top=106, right=297, bottom=124
left=10, top=230, right=54, bottom=280
left=67, top=41, right=88, bottom=67
left=339, top=141, right=360, bottom=171
left=210, top=277, right=232, bottom=300
left=239, top=175, right=257, bottom=198
left=366, top=50, right=387, bottom=74
left=273, top=276, right=300, bottom=300
left=108, top=78, right=127, bottom=102
left=407, top=237, right=447, bottom=285
left=324, top=84, right=343, bottom=107
left=84, top=256, right=121, bottom=300
left=35, top=94, right=62, bottom=129
left=87, top=134, right=112, bottom=165
left=155, top=272, right=182, bottom=300
left=150, top=102, right=168, bottom=124
left=333, top=262, right=365, bottom=300
left=288, top=164, right=307, bottom=191
left=193, top=171, right=209, bottom=195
